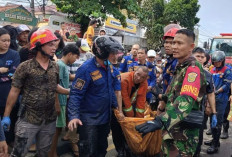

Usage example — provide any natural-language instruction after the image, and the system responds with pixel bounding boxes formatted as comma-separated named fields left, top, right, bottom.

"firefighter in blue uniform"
left=127, top=48, right=156, bottom=103
left=119, top=44, right=139, bottom=73
left=162, top=28, right=179, bottom=93
left=67, top=36, right=123, bottom=157
left=205, top=51, right=232, bottom=154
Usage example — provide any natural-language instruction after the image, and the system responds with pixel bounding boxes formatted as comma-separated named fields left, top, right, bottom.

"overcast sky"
left=1, top=0, right=232, bottom=47
left=197, top=0, right=232, bottom=46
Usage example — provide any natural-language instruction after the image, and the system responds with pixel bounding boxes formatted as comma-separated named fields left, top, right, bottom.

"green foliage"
left=139, top=0, right=200, bottom=49
left=52, top=0, right=141, bottom=34
left=139, top=0, right=165, bottom=49
left=164, top=0, right=200, bottom=30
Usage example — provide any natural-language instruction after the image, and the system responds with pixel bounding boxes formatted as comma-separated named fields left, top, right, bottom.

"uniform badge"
left=117, top=75, right=121, bottom=81
left=127, top=60, right=132, bottom=64
left=74, top=78, right=85, bottom=90
left=187, top=72, right=198, bottom=83
left=180, top=66, right=200, bottom=100
left=91, top=70, right=102, bottom=81
left=121, top=58, right=125, bottom=63
left=110, top=65, right=113, bottom=73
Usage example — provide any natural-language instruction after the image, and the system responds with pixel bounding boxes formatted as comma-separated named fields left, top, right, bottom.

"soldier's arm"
left=159, top=65, right=202, bottom=131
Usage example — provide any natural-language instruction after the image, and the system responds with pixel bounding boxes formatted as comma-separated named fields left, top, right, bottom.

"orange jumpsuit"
left=121, top=71, right=148, bottom=118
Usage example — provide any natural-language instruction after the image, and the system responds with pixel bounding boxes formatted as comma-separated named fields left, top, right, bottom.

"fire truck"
left=209, top=33, right=232, bottom=64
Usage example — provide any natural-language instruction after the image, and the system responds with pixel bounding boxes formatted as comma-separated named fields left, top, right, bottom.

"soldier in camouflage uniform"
left=136, top=29, right=206, bottom=156
left=1, top=29, right=69, bottom=156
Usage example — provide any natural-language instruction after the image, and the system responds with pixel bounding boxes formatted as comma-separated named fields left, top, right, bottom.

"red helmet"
left=30, top=29, right=58, bottom=50
left=163, top=28, right=179, bottom=40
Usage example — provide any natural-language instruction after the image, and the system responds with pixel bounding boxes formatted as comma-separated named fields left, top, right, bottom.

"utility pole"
left=30, top=0, right=35, bottom=17
left=43, top=0, right=45, bottom=18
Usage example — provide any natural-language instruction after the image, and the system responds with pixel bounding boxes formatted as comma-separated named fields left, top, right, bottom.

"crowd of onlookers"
left=0, top=20, right=232, bottom=157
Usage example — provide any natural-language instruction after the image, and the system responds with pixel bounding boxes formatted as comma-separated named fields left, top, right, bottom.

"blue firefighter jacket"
left=127, top=61, right=156, bottom=99
left=162, top=57, right=178, bottom=93
left=68, top=57, right=121, bottom=125
left=119, top=55, right=137, bottom=73
left=210, top=66, right=232, bottom=102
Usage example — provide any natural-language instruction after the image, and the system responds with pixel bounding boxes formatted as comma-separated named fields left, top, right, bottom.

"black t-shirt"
left=204, top=70, right=214, bottom=94
left=130, top=83, right=140, bottom=97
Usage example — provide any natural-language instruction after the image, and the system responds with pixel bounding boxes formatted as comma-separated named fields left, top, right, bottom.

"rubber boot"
left=207, top=140, right=219, bottom=154
left=220, top=130, right=229, bottom=139
left=206, top=128, right=212, bottom=135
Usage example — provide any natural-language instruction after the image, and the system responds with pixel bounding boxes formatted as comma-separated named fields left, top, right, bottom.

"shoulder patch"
left=117, top=74, right=121, bottom=81
left=187, top=72, right=198, bottom=83
left=91, top=70, right=102, bottom=81
left=127, top=60, right=132, bottom=64
left=74, top=78, right=85, bottom=90
left=180, top=66, right=201, bottom=100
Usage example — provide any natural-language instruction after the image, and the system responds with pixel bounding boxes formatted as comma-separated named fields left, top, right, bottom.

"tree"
left=139, top=0, right=165, bottom=50
left=139, top=0, right=200, bottom=49
left=164, top=0, right=200, bottom=30
left=52, top=0, right=141, bottom=34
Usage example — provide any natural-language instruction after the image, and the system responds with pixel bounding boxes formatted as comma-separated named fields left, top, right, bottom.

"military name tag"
left=91, top=70, right=102, bottom=81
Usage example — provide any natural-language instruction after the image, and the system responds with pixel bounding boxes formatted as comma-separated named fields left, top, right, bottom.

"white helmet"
left=147, top=49, right=156, bottom=57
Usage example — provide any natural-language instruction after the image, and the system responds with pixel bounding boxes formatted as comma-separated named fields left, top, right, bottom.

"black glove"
left=135, top=116, right=163, bottom=136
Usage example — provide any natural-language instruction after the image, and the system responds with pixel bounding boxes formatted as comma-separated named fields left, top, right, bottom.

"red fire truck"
left=209, top=33, right=232, bottom=64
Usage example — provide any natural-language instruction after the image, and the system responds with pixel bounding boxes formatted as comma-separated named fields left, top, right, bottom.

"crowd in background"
left=0, top=19, right=231, bottom=157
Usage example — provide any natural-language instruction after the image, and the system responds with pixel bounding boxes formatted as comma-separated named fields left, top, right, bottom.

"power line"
left=199, top=25, right=217, bottom=36
left=199, top=33, right=213, bottom=38
left=199, top=28, right=214, bottom=38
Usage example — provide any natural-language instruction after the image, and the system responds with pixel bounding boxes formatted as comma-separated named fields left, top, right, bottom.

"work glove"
left=135, top=116, right=163, bottom=136
left=211, top=114, right=217, bottom=128
left=1, top=116, right=11, bottom=131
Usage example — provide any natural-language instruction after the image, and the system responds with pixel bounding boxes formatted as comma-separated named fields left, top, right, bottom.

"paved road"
left=25, top=123, right=232, bottom=157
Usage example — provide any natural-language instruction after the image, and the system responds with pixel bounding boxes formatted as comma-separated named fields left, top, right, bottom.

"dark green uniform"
left=160, top=56, right=206, bottom=156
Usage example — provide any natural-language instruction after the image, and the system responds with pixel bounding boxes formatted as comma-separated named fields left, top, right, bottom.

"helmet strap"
left=38, top=46, right=51, bottom=58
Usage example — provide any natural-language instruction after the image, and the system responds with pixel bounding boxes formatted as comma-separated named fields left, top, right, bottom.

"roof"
left=0, top=5, right=19, bottom=12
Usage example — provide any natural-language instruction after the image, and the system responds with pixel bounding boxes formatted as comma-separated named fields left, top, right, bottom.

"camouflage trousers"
left=162, top=128, right=199, bottom=157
